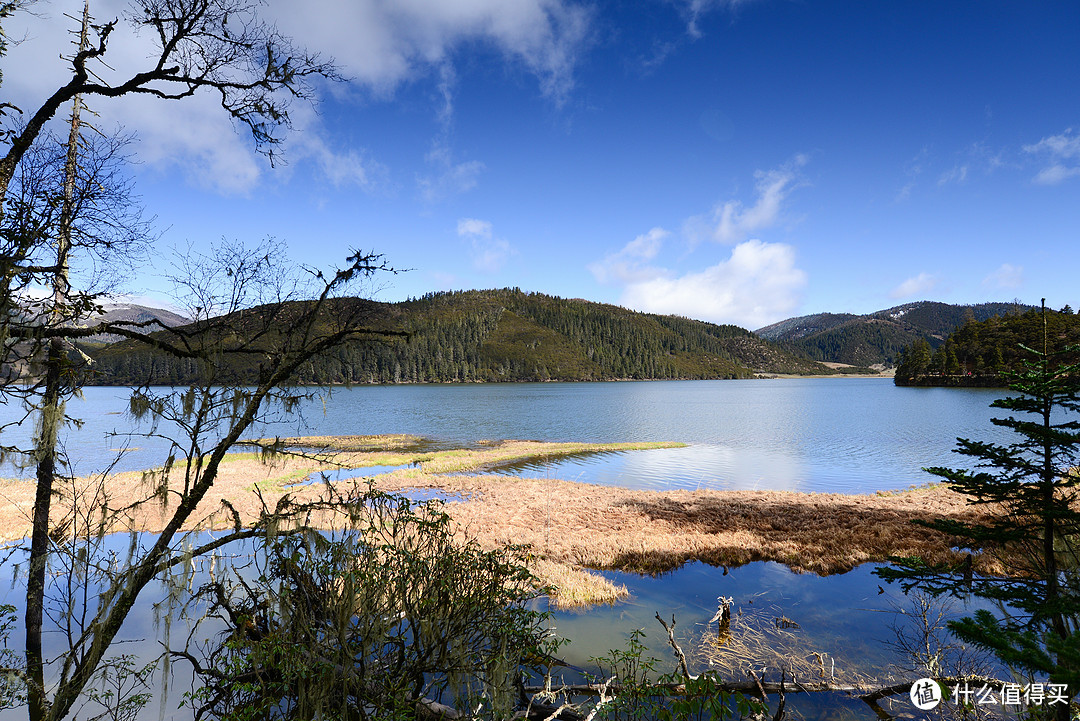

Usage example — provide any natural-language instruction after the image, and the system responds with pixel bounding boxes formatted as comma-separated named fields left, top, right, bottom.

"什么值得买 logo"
left=909, top=679, right=1070, bottom=710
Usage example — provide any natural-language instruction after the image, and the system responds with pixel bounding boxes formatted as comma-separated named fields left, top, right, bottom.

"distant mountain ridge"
left=1, top=301, right=191, bottom=381
left=756, top=301, right=1029, bottom=367
left=88, top=289, right=833, bottom=384
left=82, top=303, right=191, bottom=342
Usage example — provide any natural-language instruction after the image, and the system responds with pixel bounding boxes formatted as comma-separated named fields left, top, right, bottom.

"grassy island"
left=0, top=435, right=1000, bottom=609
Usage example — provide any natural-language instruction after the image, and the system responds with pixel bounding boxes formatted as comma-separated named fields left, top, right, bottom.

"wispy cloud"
left=899, top=143, right=1005, bottom=200
left=890, top=272, right=939, bottom=299
left=983, top=263, right=1024, bottom=290
left=937, top=164, right=968, bottom=186
left=418, top=146, right=486, bottom=202
left=1024, top=128, right=1080, bottom=185
left=288, top=105, right=389, bottom=192
left=896, top=146, right=930, bottom=202
left=457, top=218, right=513, bottom=272
left=691, top=155, right=807, bottom=244
left=673, top=0, right=765, bottom=38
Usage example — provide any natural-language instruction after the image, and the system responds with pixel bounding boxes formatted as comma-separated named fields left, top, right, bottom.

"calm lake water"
left=0, top=379, right=1018, bottom=719
left=1, top=378, right=1008, bottom=493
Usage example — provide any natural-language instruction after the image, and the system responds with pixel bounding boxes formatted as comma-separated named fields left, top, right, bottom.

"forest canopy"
left=894, top=305, right=1080, bottom=387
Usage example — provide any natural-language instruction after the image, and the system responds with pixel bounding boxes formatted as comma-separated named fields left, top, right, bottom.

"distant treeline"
left=767, top=301, right=1025, bottom=367
left=86, top=289, right=829, bottom=385
left=894, top=304, right=1080, bottom=387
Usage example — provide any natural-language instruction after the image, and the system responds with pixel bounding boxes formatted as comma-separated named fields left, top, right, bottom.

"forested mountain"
left=894, top=304, right=1080, bottom=387
left=756, top=301, right=1026, bottom=366
left=86, top=289, right=833, bottom=385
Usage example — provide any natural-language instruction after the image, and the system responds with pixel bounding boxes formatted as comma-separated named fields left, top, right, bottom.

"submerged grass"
left=0, top=434, right=1005, bottom=609
left=692, top=601, right=866, bottom=686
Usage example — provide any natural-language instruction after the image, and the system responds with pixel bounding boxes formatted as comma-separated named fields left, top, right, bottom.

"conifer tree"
left=881, top=300, right=1080, bottom=720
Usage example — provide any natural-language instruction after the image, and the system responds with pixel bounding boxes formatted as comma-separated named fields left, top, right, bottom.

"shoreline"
left=0, top=435, right=995, bottom=609
left=72, top=370, right=894, bottom=389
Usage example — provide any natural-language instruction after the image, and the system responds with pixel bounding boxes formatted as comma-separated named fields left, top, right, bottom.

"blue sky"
left=6, top=0, right=1080, bottom=329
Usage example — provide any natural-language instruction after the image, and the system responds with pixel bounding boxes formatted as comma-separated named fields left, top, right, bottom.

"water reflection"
left=546, top=561, right=999, bottom=720
left=550, top=562, right=910, bottom=674
left=485, top=445, right=810, bottom=492
left=0, top=380, right=1012, bottom=495
left=0, top=379, right=1031, bottom=719
left=0, top=530, right=999, bottom=721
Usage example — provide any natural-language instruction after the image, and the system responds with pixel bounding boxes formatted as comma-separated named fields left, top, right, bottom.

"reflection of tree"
left=695, top=598, right=855, bottom=687
left=887, top=592, right=992, bottom=683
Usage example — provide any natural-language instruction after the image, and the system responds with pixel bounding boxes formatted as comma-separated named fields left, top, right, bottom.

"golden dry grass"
left=0, top=435, right=1004, bottom=609
left=381, top=474, right=1001, bottom=581
left=242, top=434, right=426, bottom=452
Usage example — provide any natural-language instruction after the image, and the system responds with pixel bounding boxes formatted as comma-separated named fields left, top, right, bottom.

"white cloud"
left=1025, top=130, right=1080, bottom=159
left=121, top=94, right=264, bottom=195
left=3, top=0, right=589, bottom=194
left=983, top=263, right=1024, bottom=290
left=619, top=240, right=806, bottom=329
left=708, top=155, right=807, bottom=244
left=591, top=161, right=808, bottom=328
left=1032, top=164, right=1080, bottom=186
left=587, top=227, right=669, bottom=283
left=457, top=218, right=512, bottom=272
left=269, top=0, right=592, bottom=105
left=890, top=272, right=939, bottom=299
left=1024, top=128, right=1080, bottom=185
left=457, top=218, right=493, bottom=237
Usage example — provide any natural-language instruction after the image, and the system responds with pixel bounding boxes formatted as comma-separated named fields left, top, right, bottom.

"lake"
left=1, top=378, right=1008, bottom=493
left=0, top=378, right=1016, bottom=719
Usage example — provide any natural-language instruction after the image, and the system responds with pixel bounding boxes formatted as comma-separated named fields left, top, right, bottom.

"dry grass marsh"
left=0, top=435, right=1002, bottom=609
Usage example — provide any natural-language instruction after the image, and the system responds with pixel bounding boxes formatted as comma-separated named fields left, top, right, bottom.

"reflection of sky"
left=547, top=561, right=1000, bottom=682
left=0, top=380, right=1019, bottom=495
left=493, top=445, right=808, bottom=492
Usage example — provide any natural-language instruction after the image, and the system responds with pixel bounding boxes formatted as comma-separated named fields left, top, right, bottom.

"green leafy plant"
left=182, top=488, right=555, bottom=721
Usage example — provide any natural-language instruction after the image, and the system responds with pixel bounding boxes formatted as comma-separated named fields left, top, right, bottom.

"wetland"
left=0, top=379, right=1023, bottom=718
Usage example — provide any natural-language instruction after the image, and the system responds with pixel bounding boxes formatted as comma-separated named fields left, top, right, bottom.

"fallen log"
left=525, top=673, right=1009, bottom=701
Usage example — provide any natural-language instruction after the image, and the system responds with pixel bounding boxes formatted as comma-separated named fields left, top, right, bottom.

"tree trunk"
left=24, top=6, right=89, bottom=719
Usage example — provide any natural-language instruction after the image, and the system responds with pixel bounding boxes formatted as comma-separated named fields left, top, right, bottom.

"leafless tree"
left=0, top=4, right=411, bottom=721
left=0, top=0, right=338, bottom=200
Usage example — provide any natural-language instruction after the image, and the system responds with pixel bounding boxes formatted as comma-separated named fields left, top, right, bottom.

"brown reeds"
left=0, top=435, right=1004, bottom=609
